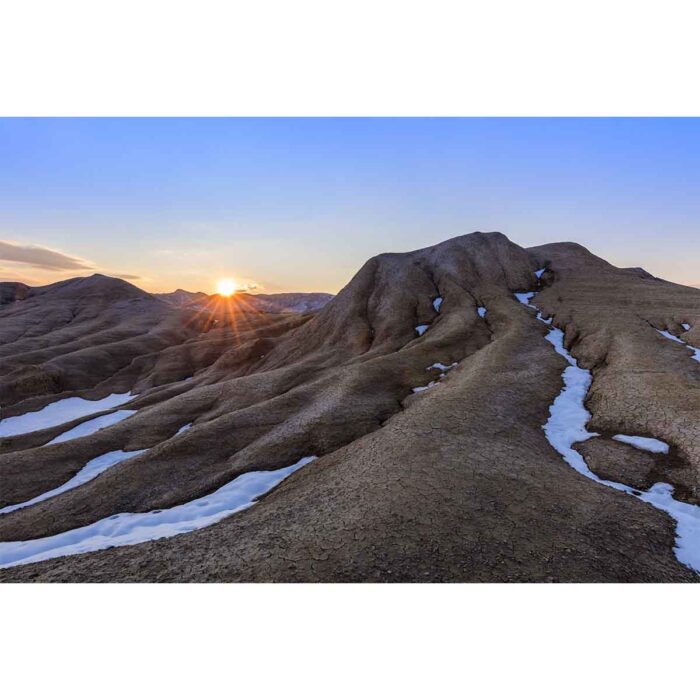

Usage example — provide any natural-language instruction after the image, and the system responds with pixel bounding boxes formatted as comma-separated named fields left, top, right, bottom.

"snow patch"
left=0, top=456, right=317, bottom=569
left=657, top=328, right=684, bottom=344
left=515, top=292, right=536, bottom=308
left=0, top=393, right=135, bottom=438
left=427, top=362, right=457, bottom=372
left=542, top=327, right=600, bottom=464
left=477, top=306, right=487, bottom=318
left=0, top=450, right=145, bottom=515
left=412, top=382, right=437, bottom=393
left=516, top=291, right=552, bottom=322
left=433, top=297, right=443, bottom=312
left=681, top=323, right=691, bottom=331
left=415, top=324, right=429, bottom=336
left=613, top=434, right=670, bottom=454
left=47, top=410, right=137, bottom=445
left=176, top=423, right=192, bottom=435
left=535, top=268, right=546, bottom=279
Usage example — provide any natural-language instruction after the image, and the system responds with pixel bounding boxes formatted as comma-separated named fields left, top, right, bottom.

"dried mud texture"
left=0, top=232, right=698, bottom=582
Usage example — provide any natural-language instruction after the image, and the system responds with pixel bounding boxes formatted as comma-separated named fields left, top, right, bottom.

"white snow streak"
left=0, top=450, right=146, bottom=515
left=613, top=434, right=670, bottom=454
left=176, top=423, right=192, bottom=435
left=0, top=456, right=317, bottom=569
left=541, top=326, right=600, bottom=460
left=681, top=323, right=691, bottom=331
left=416, top=361, right=459, bottom=391
left=415, top=324, right=429, bottom=336
left=433, top=297, right=443, bottom=312
left=535, top=268, right=546, bottom=279
left=515, top=292, right=536, bottom=307
left=426, top=362, right=457, bottom=372
left=412, top=382, right=437, bottom=393
left=47, top=410, right=137, bottom=445
left=657, top=328, right=684, bottom=344
left=0, top=393, right=135, bottom=438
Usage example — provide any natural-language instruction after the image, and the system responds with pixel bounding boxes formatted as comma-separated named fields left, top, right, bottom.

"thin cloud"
left=105, top=272, right=142, bottom=281
left=0, top=240, right=93, bottom=272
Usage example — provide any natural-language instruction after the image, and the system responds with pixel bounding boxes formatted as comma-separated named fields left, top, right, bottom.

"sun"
left=216, top=278, right=237, bottom=297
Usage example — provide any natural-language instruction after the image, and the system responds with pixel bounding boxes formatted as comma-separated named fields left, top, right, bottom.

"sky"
left=0, top=118, right=698, bottom=294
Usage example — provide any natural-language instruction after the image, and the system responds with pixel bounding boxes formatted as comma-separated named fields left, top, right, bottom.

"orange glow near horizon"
left=216, top=278, right=237, bottom=297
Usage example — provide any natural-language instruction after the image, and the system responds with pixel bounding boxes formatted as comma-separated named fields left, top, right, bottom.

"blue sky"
left=0, top=118, right=698, bottom=292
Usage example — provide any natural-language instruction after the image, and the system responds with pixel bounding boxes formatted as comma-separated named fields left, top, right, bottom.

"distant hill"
left=153, top=289, right=209, bottom=307
left=238, top=292, right=334, bottom=314
left=155, top=289, right=333, bottom=313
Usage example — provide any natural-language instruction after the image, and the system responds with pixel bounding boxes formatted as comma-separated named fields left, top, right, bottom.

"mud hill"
left=239, top=292, right=334, bottom=314
left=153, top=288, right=210, bottom=308
left=0, top=232, right=698, bottom=582
left=156, top=289, right=333, bottom=314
